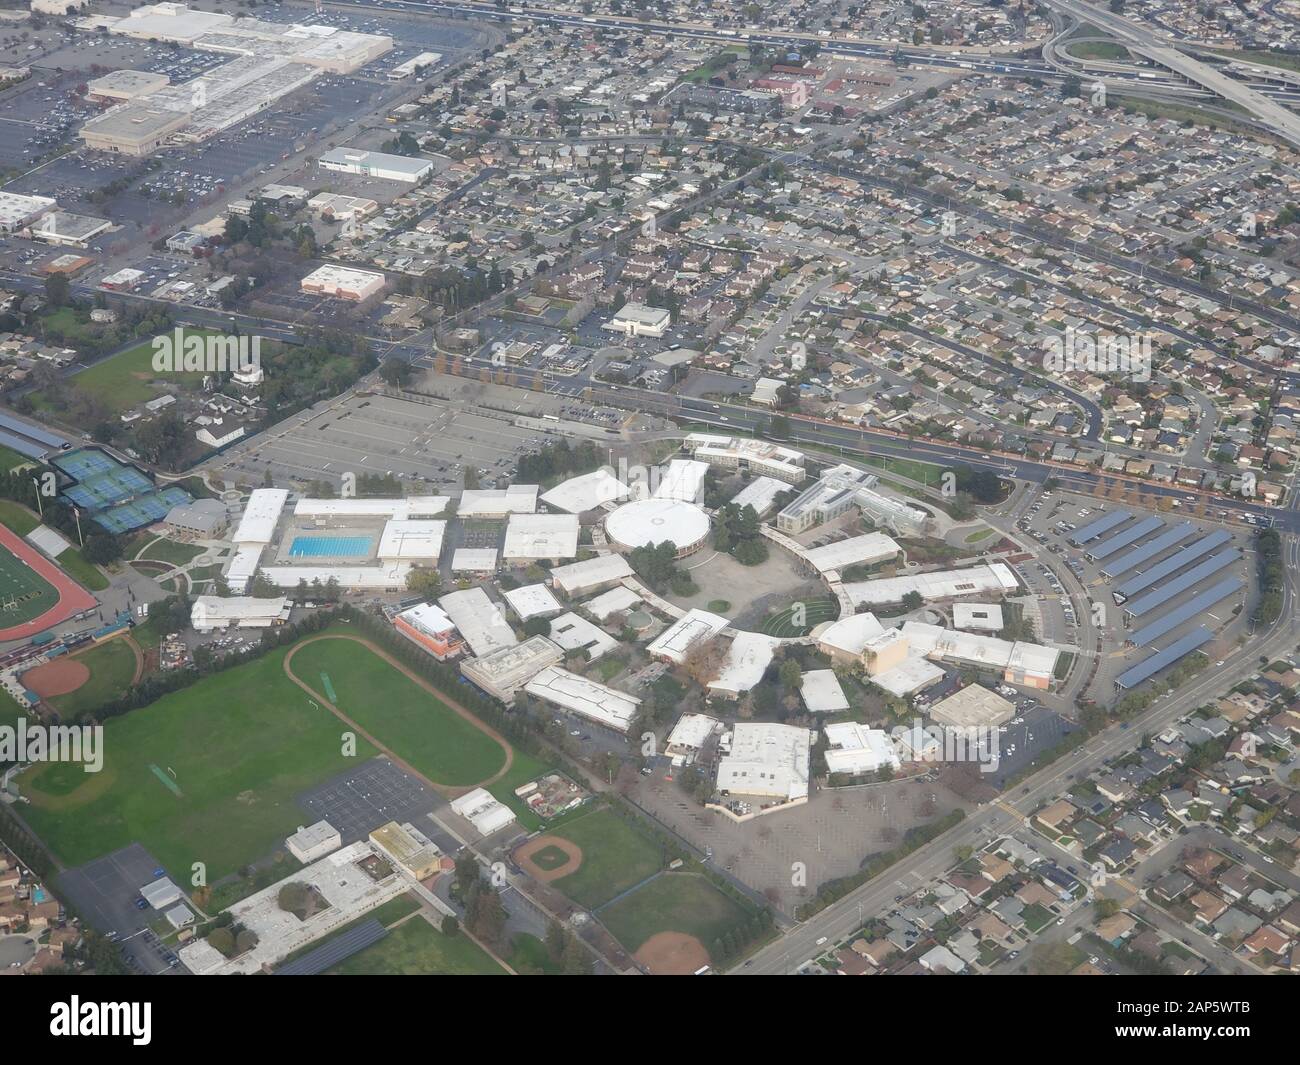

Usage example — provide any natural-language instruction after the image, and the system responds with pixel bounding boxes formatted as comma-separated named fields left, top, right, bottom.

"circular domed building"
left=605, top=498, right=710, bottom=559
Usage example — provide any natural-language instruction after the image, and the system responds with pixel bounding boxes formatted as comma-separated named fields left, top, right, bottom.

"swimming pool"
left=288, top=535, right=373, bottom=558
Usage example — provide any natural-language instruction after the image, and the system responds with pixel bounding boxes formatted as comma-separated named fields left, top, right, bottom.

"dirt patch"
left=22, top=659, right=90, bottom=699
left=515, top=835, right=583, bottom=882
left=635, top=931, right=710, bottom=975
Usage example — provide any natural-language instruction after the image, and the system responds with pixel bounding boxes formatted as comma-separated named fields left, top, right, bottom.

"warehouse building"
left=549, top=554, right=633, bottom=597
left=86, top=68, right=170, bottom=102
left=716, top=723, right=812, bottom=804
left=286, top=821, right=342, bottom=864
left=451, top=548, right=498, bottom=575
left=928, top=685, right=1015, bottom=730
left=539, top=468, right=631, bottom=515
left=503, top=583, right=564, bottom=622
left=803, top=532, right=901, bottom=575
left=458, top=485, right=538, bottom=519
left=0, top=191, right=56, bottom=234
left=601, top=302, right=671, bottom=338
left=319, top=146, right=433, bottom=183
left=525, top=665, right=641, bottom=733
left=447, top=788, right=516, bottom=836
left=800, top=669, right=850, bottom=713
left=824, top=722, right=900, bottom=776
left=952, top=603, right=1004, bottom=632
left=376, top=519, right=445, bottom=563
left=191, top=595, right=291, bottom=632
left=438, top=587, right=517, bottom=658
left=647, top=608, right=729, bottom=665
left=844, top=563, right=1019, bottom=609
left=461, top=635, right=564, bottom=701
left=707, top=632, right=778, bottom=699
left=300, top=264, right=386, bottom=301
left=502, top=513, right=580, bottom=562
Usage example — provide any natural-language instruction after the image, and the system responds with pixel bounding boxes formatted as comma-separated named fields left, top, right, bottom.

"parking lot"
left=56, top=843, right=182, bottom=975
left=629, top=773, right=971, bottom=918
left=1014, top=489, right=1249, bottom=690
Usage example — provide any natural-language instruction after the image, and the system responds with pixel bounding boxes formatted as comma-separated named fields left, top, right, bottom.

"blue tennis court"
left=289, top=535, right=373, bottom=558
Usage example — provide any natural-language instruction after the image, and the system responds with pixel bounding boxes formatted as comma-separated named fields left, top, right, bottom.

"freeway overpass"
left=1043, top=0, right=1300, bottom=148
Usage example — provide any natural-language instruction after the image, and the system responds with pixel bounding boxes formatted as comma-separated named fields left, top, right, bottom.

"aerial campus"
left=0, top=0, right=1296, bottom=995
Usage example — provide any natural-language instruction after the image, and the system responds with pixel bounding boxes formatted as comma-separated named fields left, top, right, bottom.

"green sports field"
left=47, top=638, right=138, bottom=717
left=545, top=807, right=664, bottom=909
left=287, top=635, right=508, bottom=788
left=326, top=915, right=505, bottom=975
left=21, top=645, right=379, bottom=879
left=600, top=871, right=755, bottom=954
left=0, top=538, right=58, bottom=626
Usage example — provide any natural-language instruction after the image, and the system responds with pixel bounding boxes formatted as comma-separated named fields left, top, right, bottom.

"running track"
left=0, top=523, right=98, bottom=641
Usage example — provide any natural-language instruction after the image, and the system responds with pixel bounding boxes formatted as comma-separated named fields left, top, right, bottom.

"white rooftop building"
left=377, top=519, right=445, bottom=562
left=502, top=513, right=580, bottom=561
left=439, top=587, right=517, bottom=658
left=503, top=583, right=563, bottom=621
left=803, top=532, right=901, bottom=575
left=546, top=612, right=618, bottom=660
left=447, top=788, right=516, bottom=836
left=665, top=712, right=719, bottom=765
left=459, top=484, right=538, bottom=518
left=524, top=666, right=641, bottom=733
left=191, top=595, right=291, bottom=631
left=232, top=488, right=288, bottom=545
left=549, top=554, right=634, bottom=597
left=823, top=722, right=901, bottom=776
left=582, top=586, right=641, bottom=621
left=727, top=476, right=790, bottom=518
left=460, top=635, right=563, bottom=700
left=707, top=632, right=778, bottom=699
left=716, top=723, right=812, bottom=803
left=258, top=564, right=411, bottom=590
left=952, top=602, right=1005, bottom=632
left=285, top=820, right=342, bottom=864
left=647, top=608, right=729, bottom=665
left=451, top=548, right=498, bottom=573
left=685, top=433, right=807, bottom=485
left=844, top=563, right=1019, bottom=608
left=816, top=611, right=886, bottom=663
left=602, top=301, right=671, bottom=338
left=294, top=497, right=448, bottom=519
left=653, top=458, right=709, bottom=503
left=539, top=469, right=631, bottom=514
left=800, top=669, right=850, bottom=713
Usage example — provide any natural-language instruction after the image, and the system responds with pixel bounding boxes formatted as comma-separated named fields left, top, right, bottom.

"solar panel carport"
left=1115, top=627, right=1214, bottom=689
left=1114, top=530, right=1233, bottom=599
left=1122, top=549, right=1240, bottom=617
left=1068, top=509, right=1131, bottom=546
left=1101, top=521, right=1196, bottom=578
left=1127, top=578, right=1242, bottom=647
left=1085, top=516, right=1163, bottom=561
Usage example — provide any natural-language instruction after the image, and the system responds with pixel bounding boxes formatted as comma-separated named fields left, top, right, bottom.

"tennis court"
left=289, top=535, right=374, bottom=558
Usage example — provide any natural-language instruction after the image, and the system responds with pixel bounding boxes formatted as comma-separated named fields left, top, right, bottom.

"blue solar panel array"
left=274, top=918, right=386, bottom=976
left=1101, top=522, right=1196, bottom=578
left=1114, top=530, right=1234, bottom=599
left=1068, top=509, right=1131, bottom=546
left=1116, top=626, right=1214, bottom=689
left=0, top=429, right=49, bottom=461
left=1128, top=578, right=1242, bottom=648
left=1122, top=549, right=1240, bottom=617
left=0, top=411, right=67, bottom=449
left=1086, top=515, right=1164, bottom=561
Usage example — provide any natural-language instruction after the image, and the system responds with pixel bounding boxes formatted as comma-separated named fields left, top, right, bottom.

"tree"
left=406, top=567, right=442, bottom=597
left=44, top=272, right=70, bottom=308
left=441, top=915, right=459, bottom=936
left=379, top=357, right=412, bottom=388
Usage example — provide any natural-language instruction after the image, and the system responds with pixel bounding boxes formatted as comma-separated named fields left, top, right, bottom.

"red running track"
left=0, top=523, right=98, bottom=642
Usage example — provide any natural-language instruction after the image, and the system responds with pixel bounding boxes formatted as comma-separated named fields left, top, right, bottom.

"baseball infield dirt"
left=634, top=931, right=710, bottom=975
left=22, top=659, right=90, bottom=699
left=515, top=835, right=583, bottom=882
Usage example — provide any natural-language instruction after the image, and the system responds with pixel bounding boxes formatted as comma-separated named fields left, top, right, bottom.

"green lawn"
left=138, top=537, right=205, bottom=567
left=33, top=329, right=214, bottom=416
left=548, top=807, right=663, bottom=910
left=0, top=444, right=34, bottom=472
left=23, top=644, right=379, bottom=879
left=508, top=932, right=562, bottom=974
left=327, top=916, right=505, bottom=975
left=288, top=635, right=509, bottom=788
left=600, top=871, right=754, bottom=955
left=47, top=637, right=137, bottom=717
